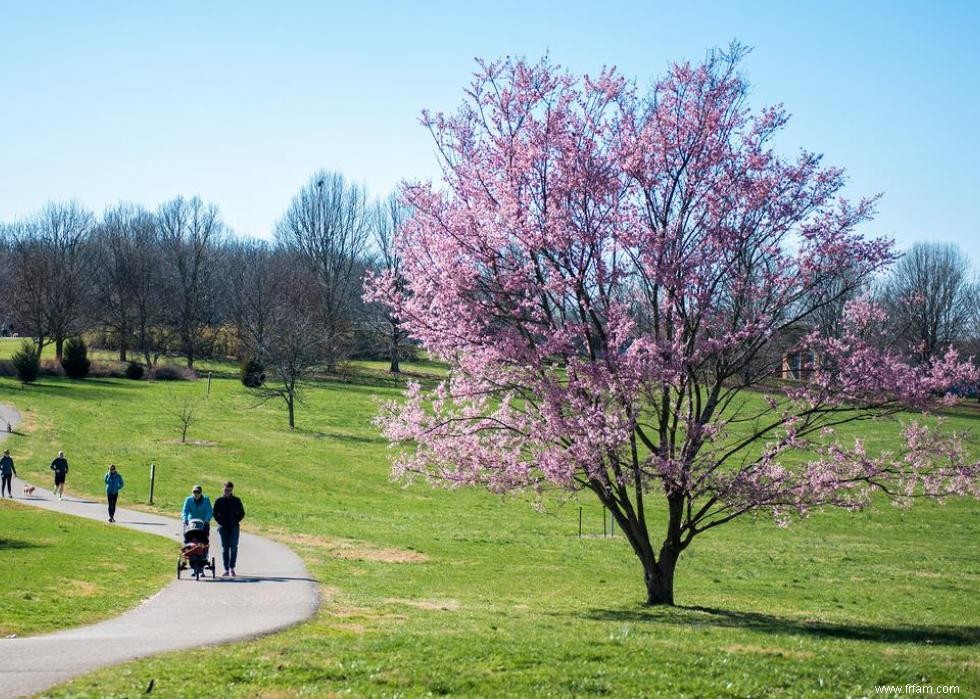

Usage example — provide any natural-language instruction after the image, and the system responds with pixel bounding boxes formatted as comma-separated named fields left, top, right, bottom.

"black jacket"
left=213, top=494, right=245, bottom=528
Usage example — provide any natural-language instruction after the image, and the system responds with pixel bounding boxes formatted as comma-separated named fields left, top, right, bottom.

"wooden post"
left=578, top=507, right=583, bottom=538
left=149, top=463, right=156, bottom=505
left=206, top=371, right=212, bottom=397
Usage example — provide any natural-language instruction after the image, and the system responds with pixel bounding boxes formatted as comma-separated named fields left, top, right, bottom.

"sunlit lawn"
left=0, top=500, right=172, bottom=637
left=0, top=348, right=976, bottom=697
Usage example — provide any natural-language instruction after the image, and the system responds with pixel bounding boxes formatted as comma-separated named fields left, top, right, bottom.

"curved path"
left=0, top=405, right=320, bottom=698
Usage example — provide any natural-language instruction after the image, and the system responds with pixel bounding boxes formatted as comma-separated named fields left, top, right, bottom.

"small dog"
left=22, top=485, right=35, bottom=496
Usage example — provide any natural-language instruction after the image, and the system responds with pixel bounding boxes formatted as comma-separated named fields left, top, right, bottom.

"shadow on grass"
left=0, top=538, right=43, bottom=550
left=300, top=429, right=386, bottom=445
left=582, top=606, right=980, bottom=646
left=314, top=367, right=444, bottom=391
left=14, top=382, right=136, bottom=402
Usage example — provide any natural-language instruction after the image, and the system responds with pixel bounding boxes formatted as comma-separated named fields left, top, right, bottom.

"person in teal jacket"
left=181, top=485, right=213, bottom=531
left=104, top=464, right=124, bottom=522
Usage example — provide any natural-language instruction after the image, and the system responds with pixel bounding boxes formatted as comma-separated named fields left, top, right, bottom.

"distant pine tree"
left=240, top=357, right=266, bottom=388
left=11, top=341, right=40, bottom=384
left=61, top=337, right=91, bottom=379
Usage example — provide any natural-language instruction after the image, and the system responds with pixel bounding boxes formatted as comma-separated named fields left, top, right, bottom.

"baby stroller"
left=177, top=518, right=216, bottom=580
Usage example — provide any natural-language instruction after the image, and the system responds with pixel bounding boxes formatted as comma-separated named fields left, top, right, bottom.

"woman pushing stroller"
left=181, top=484, right=212, bottom=531
left=179, top=485, right=216, bottom=580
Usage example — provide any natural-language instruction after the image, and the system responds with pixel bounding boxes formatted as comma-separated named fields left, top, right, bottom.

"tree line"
left=0, top=170, right=410, bottom=427
left=2, top=167, right=977, bottom=432
left=810, top=241, right=979, bottom=369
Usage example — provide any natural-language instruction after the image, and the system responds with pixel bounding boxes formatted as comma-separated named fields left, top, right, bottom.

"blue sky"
left=1, top=1, right=977, bottom=264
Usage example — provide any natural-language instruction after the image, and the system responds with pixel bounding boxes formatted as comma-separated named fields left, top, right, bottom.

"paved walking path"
left=0, top=404, right=320, bottom=698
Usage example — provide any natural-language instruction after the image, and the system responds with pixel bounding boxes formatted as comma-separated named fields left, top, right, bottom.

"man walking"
left=212, top=481, right=245, bottom=576
left=104, top=464, right=124, bottom=522
left=51, top=450, right=69, bottom=500
left=0, top=450, right=15, bottom=498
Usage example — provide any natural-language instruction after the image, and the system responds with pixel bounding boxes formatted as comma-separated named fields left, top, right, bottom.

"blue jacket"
left=182, top=495, right=212, bottom=523
left=0, top=455, right=15, bottom=477
left=105, top=471, right=124, bottom=494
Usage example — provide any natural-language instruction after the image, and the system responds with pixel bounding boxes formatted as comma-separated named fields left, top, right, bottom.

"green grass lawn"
left=0, top=356, right=976, bottom=697
left=0, top=499, right=172, bottom=637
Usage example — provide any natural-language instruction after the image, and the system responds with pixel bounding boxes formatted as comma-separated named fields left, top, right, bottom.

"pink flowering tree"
left=366, top=45, right=980, bottom=606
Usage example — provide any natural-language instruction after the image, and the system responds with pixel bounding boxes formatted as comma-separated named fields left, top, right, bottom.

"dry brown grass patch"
left=163, top=439, right=219, bottom=447
left=385, top=597, right=460, bottom=611
left=66, top=579, right=99, bottom=596
left=271, top=531, right=429, bottom=564
left=724, top=644, right=814, bottom=660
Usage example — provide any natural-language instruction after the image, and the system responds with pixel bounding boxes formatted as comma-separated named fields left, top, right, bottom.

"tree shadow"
left=312, top=367, right=444, bottom=391
left=580, top=605, right=980, bottom=646
left=298, top=429, right=386, bottom=445
left=0, top=538, right=43, bottom=550
left=18, top=382, right=130, bottom=401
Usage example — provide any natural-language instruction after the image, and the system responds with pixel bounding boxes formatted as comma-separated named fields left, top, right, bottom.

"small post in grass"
left=149, top=463, right=156, bottom=505
left=578, top=507, right=582, bottom=538
left=206, top=371, right=212, bottom=398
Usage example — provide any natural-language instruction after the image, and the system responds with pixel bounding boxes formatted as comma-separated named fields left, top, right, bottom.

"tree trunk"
left=287, top=395, right=295, bottom=429
left=644, top=551, right=678, bottom=606
left=119, top=341, right=128, bottom=363
left=55, top=335, right=64, bottom=361
left=389, top=332, right=400, bottom=374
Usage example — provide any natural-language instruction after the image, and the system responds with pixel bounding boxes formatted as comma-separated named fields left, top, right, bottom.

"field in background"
left=0, top=347, right=976, bottom=697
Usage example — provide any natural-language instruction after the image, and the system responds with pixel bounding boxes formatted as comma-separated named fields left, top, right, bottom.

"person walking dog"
left=0, top=450, right=15, bottom=498
left=104, top=464, right=124, bottom=522
left=50, top=451, right=69, bottom=500
left=213, top=481, right=245, bottom=576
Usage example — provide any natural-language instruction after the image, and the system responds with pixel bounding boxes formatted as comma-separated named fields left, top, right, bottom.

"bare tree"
left=95, top=204, right=170, bottom=366
left=158, top=196, right=223, bottom=368
left=2, top=202, right=96, bottom=359
left=224, top=238, right=277, bottom=361
left=43, top=203, right=96, bottom=360
left=276, top=171, right=369, bottom=371
left=165, top=391, right=200, bottom=443
left=94, top=204, right=154, bottom=361
left=881, top=243, right=978, bottom=361
left=366, top=194, right=412, bottom=373
left=1, top=219, right=51, bottom=354
left=241, top=252, right=322, bottom=429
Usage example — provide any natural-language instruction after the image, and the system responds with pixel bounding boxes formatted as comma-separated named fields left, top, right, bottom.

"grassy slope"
left=0, top=348, right=976, bottom=697
left=0, top=500, right=172, bottom=636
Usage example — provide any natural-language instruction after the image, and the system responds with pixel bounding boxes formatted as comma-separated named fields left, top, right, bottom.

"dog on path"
left=22, top=485, right=35, bottom=496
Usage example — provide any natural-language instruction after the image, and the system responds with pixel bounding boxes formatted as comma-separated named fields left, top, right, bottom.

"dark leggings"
left=107, top=492, right=119, bottom=518
left=1, top=474, right=11, bottom=497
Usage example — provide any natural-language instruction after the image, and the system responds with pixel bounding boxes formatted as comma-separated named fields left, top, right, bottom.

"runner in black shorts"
left=51, top=451, right=69, bottom=500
